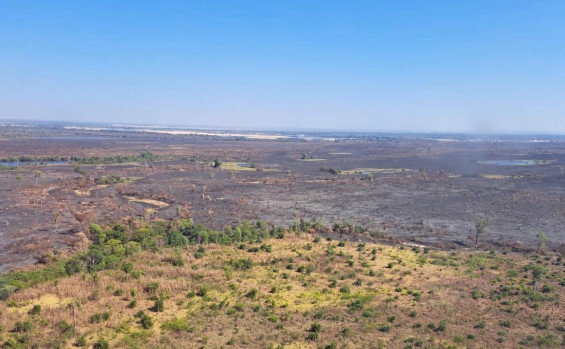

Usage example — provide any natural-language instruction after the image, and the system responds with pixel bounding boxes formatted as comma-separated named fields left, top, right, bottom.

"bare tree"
left=52, top=210, right=63, bottom=232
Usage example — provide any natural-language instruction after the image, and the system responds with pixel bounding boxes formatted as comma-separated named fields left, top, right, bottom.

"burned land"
left=1, top=126, right=565, bottom=272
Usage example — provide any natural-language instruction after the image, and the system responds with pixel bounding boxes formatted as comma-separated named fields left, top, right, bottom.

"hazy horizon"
left=1, top=1, right=565, bottom=133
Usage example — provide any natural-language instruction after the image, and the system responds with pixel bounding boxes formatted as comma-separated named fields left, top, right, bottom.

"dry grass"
left=123, top=196, right=169, bottom=208
left=73, top=185, right=109, bottom=196
left=219, top=162, right=257, bottom=172
left=1, top=235, right=564, bottom=348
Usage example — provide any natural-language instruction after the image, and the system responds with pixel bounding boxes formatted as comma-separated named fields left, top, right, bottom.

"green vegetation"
left=70, top=152, right=158, bottom=164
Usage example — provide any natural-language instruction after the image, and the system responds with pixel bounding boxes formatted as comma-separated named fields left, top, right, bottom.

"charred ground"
left=1, top=125, right=565, bottom=272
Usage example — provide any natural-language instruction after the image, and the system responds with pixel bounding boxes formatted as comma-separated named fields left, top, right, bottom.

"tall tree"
left=537, top=231, right=549, bottom=250
left=531, top=265, right=547, bottom=295
left=33, top=170, right=42, bottom=186
left=474, top=218, right=488, bottom=249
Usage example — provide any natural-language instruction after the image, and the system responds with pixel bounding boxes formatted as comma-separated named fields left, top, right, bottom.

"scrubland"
left=1, top=219, right=564, bottom=348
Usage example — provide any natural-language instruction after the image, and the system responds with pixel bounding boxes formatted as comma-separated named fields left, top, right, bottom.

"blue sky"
left=1, top=1, right=564, bottom=133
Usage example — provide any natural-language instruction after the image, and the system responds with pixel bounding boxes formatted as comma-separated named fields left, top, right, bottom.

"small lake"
left=0, top=160, right=68, bottom=167
left=478, top=160, right=538, bottom=166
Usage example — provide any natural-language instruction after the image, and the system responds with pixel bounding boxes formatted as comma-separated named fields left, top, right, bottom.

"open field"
left=1, top=125, right=565, bottom=273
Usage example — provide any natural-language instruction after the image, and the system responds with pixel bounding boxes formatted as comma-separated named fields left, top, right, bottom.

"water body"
left=0, top=160, right=68, bottom=167
left=478, top=160, right=538, bottom=166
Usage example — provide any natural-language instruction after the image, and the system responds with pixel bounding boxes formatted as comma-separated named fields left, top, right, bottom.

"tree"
left=213, top=158, right=222, bottom=168
left=15, top=175, right=24, bottom=189
left=85, top=248, right=105, bottom=272
left=531, top=265, right=547, bottom=295
left=537, top=231, right=548, bottom=250
left=474, top=218, right=488, bottom=249
left=66, top=299, right=80, bottom=328
left=33, top=170, right=42, bottom=186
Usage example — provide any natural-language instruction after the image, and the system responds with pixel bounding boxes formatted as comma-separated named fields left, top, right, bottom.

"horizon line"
left=1, top=118, right=565, bottom=137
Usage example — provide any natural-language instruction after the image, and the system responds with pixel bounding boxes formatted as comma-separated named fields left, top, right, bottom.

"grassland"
left=219, top=162, right=258, bottom=172
left=0, top=220, right=564, bottom=348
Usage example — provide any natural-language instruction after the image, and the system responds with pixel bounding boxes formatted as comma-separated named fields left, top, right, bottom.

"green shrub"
left=500, top=320, right=511, bottom=328
left=161, top=317, right=190, bottom=332
left=0, top=284, right=18, bottom=300
left=28, top=304, right=41, bottom=315
left=64, top=258, right=85, bottom=275
left=13, top=321, right=34, bottom=333
left=139, top=314, right=153, bottom=329
left=89, top=311, right=111, bottom=324
left=378, top=324, right=391, bottom=332
left=75, top=335, right=87, bottom=347
left=122, top=262, right=134, bottom=273
left=435, top=321, right=447, bottom=332
left=246, top=289, right=258, bottom=299
left=197, top=287, right=208, bottom=297
left=230, top=258, right=254, bottom=270
left=306, top=332, right=319, bottom=341
left=531, top=314, right=550, bottom=330
left=166, top=231, right=189, bottom=247
left=348, top=299, right=363, bottom=311
left=194, top=246, right=206, bottom=259
left=145, top=282, right=159, bottom=294
left=153, top=297, right=165, bottom=312
left=93, top=338, right=109, bottom=349
left=172, top=251, right=185, bottom=267
left=325, top=342, right=337, bottom=349
left=310, top=323, right=322, bottom=333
